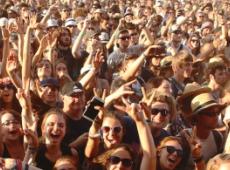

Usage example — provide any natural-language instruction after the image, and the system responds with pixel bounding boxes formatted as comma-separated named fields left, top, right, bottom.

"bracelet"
left=88, top=132, right=101, bottom=139
left=193, top=156, right=203, bottom=163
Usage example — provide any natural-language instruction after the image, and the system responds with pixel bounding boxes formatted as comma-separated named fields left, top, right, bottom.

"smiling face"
left=42, top=113, right=66, bottom=145
left=158, top=139, right=183, bottom=170
left=102, top=117, right=124, bottom=149
left=63, top=92, right=86, bottom=118
left=1, top=112, right=22, bottom=141
left=150, top=101, right=170, bottom=129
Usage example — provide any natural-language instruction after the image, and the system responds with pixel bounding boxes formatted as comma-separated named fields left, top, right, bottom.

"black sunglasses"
left=0, top=83, right=14, bottom=90
left=130, top=33, right=138, bottom=37
left=119, top=36, right=130, bottom=41
left=151, top=108, right=169, bottom=117
left=108, top=156, right=133, bottom=167
left=163, top=146, right=183, bottom=157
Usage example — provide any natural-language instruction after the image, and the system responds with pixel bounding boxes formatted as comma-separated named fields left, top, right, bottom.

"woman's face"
left=158, top=140, right=183, bottom=170
left=42, top=114, right=66, bottom=145
left=102, top=117, right=124, bottom=149
left=55, top=62, right=68, bottom=79
left=36, top=60, right=52, bottom=79
left=0, top=82, right=15, bottom=104
left=1, top=113, right=21, bottom=141
left=106, top=148, right=132, bottom=170
left=150, top=101, right=170, bottom=129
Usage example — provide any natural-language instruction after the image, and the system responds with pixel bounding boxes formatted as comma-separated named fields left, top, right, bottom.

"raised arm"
left=85, top=111, right=103, bottom=158
left=6, top=55, right=22, bottom=89
left=72, top=19, right=89, bottom=59
left=22, top=14, right=37, bottom=94
left=127, top=103, right=156, bottom=170
left=120, top=45, right=153, bottom=81
left=1, top=27, right=10, bottom=77
left=79, top=50, right=104, bottom=88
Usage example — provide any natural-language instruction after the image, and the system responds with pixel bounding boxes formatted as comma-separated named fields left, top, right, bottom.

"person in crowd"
left=0, top=1, right=229, bottom=170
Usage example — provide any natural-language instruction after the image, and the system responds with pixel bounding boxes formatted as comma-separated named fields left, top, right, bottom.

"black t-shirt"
left=57, top=48, right=88, bottom=80
left=35, top=143, right=72, bottom=170
left=63, top=115, right=91, bottom=145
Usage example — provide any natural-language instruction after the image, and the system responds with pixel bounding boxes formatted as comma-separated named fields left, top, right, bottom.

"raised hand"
left=28, top=13, right=38, bottom=29
left=92, top=50, right=104, bottom=70
left=113, top=80, right=135, bottom=100
left=183, top=127, right=202, bottom=159
left=6, top=53, right=19, bottom=74
left=16, top=88, right=31, bottom=109
left=141, top=86, right=156, bottom=107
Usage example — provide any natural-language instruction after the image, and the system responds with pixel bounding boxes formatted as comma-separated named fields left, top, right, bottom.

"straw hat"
left=191, top=93, right=226, bottom=116
left=177, top=82, right=211, bottom=105
left=177, top=83, right=211, bottom=115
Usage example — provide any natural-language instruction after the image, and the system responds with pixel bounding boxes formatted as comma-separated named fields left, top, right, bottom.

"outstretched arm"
left=127, top=103, right=156, bottom=170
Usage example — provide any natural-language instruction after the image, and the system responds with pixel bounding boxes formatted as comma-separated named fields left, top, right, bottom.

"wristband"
left=88, top=132, right=101, bottom=139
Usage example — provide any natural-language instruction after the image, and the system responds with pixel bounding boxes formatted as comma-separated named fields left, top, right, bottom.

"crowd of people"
left=0, top=0, right=230, bottom=169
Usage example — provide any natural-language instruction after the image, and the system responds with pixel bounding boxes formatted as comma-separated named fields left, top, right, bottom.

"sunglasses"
left=0, top=83, right=14, bottom=89
left=191, top=39, right=199, bottom=43
left=1, top=120, right=20, bottom=127
left=101, top=126, right=122, bottom=134
left=119, top=36, right=130, bottom=41
left=151, top=108, right=169, bottom=117
left=173, top=30, right=182, bottom=34
left=108, top=156, right=133, bottom=167
left=130, top=33, right=138, bottom=37
left=162, top=146, right=183, bottom=157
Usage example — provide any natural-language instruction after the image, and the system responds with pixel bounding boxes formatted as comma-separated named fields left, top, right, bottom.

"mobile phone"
left=83, top=96, right=104, bottom=122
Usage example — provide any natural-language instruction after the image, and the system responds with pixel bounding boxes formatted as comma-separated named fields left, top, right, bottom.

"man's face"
left=197, top=107, right=220, bottom=129
left=118, top=32, right=130, bottom=49
left=63, top=92, right=86, bottom=116
left=171, top=30, right=182, bottom=43
left=41, top=85, right=58, bottom=104
left=202, top=26, right=213, bottom=37
left=214, top=68, right=228, bottom=85
left=182, top=61, right=193, bottom=78
left=59, top=29, right=71, bottom=47
left=61, top=8, right=71, bottom=20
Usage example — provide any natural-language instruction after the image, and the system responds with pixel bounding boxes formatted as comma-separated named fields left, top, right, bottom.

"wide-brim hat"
left=177, top=83, right=211, bottom=105
left=191, top=93, right=226, bottom=116
left=177, top=83, right=211, bottom=115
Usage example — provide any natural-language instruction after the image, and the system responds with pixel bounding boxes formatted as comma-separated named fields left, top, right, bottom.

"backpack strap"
left=212, top=130, right=224, bottom=153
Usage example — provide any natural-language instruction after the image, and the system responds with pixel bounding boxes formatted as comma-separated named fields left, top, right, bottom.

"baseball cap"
left=64, top=18, right=77, bottom=27
left=46, top=19, right=59, bottom=28
left=40, top=78, right=59, bottom=88
left=61, top=82, right=84, bottom=96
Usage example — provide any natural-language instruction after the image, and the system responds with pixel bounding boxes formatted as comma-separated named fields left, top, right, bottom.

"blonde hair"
left=206, top=153, right=230, bottom=170
left=172, top=50, right=193, bottom=69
